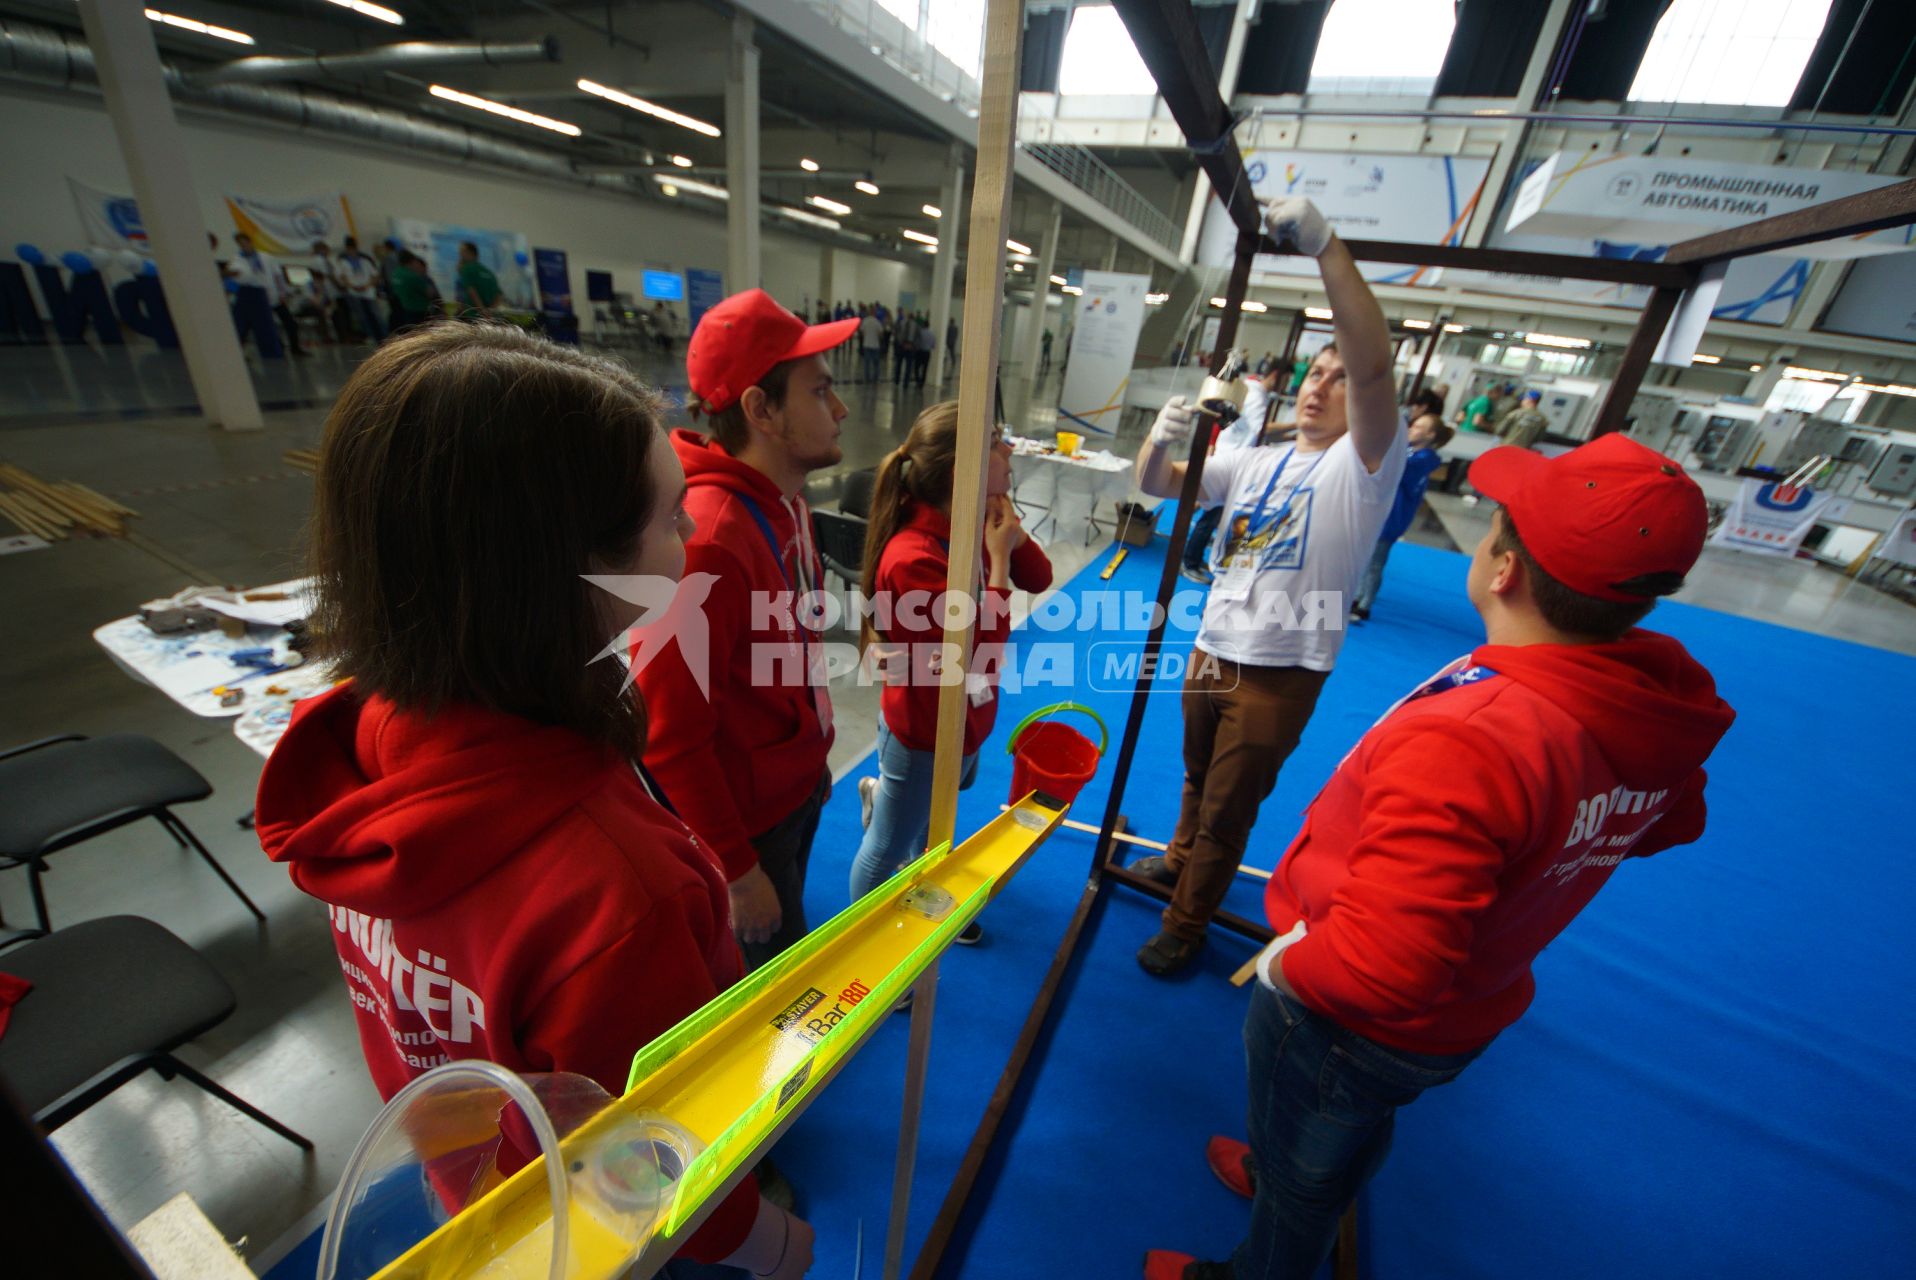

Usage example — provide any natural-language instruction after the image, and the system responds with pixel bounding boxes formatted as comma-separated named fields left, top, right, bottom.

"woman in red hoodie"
left=847, top=402, right=1053, bottom=937
left=255, top=324, right=812, bottom=1277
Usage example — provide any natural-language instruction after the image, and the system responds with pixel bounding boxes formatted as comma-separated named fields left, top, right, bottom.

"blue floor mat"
left=779, top=533, right=1916, bottom=1278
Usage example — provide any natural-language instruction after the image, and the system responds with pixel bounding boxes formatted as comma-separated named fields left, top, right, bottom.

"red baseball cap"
left=1468, top=434, right=1707, bottom=602
left=685, top=288, right=859, bottom=412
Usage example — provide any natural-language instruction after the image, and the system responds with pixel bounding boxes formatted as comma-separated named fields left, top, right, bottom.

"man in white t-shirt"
left=332, top=236, right=388, bottom=344
left=1131, top=197, right=1405, bottom=975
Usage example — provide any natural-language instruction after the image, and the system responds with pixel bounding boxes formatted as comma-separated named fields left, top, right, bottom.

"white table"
left=1007, top=436, right=1140, bottom=545
left=93, top=578, right=335, bottom=759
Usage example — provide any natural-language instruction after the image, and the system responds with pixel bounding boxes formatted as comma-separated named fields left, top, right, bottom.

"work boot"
left=1128, top=855, right=1179, bottom=887
left=1137, top=930, right=1203, bottom=976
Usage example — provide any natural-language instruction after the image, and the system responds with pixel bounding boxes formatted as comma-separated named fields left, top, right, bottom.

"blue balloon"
left=15, top=243, right=45, bottom=265
left=140, top=259, right=159, bottom=278
left=514, top=250, right=530, bottom=266
left=61, top=251, right=97, bottom=274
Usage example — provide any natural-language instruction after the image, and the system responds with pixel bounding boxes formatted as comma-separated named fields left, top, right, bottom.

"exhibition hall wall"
left=0, top=88, right=928, bottom=328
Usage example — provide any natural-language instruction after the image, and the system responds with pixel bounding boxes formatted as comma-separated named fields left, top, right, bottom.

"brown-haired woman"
left=256, top=324, right=813, bottom=1277
left=846, top=403, right=1053, bottom=935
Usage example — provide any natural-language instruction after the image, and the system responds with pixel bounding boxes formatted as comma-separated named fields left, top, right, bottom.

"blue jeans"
left=345, top=295, right=388, bottom=342
left=848, top=723, right=978, bottom=901
left=1185, top=504, right=1224, bottom=571
left=860, top=348, right=881, bottom=383
left=1232, top=984, right=1484, bottom=1280
left=1351, top=538, right=1395, bottom=613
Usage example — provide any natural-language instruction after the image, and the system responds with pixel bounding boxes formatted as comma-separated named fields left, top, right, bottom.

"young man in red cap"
left=1146, top=433, right=1737, bottom=1280
left=636, top=288, right=859, bottom=969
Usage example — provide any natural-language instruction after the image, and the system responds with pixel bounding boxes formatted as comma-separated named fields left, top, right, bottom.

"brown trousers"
left=1162, top=655, right=1328, bottom=940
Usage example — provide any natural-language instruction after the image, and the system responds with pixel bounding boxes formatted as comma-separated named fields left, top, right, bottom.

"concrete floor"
left=0, top=334, right=1908, bottom=1269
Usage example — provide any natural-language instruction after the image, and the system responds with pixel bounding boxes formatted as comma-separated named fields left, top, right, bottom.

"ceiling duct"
left=186, top=38, right=559, bottom=87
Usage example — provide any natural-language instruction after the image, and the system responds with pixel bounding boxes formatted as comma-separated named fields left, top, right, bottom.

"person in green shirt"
left=1459, top=382, right=1508, bottom=432
left=456, top=241, right=503, bottom=318
left=389, top=251, right=436, bottom=331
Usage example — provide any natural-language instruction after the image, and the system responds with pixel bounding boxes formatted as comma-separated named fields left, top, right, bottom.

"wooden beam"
left=1409, top=314, right=1447, bottom=401
left=1112, top=0, right=1263, bottom=237
left=1662, top=176, right=1916, bottom=266
left=1086, top=231, right=1261, bottom=885
left=888, top=1, right=1023, bottom=1276
left=1257, top=234, right=1697, bottom=290
left=907, top=873, right=1106, bottom=1280
left=1101, top=862, right=1276, bottom=944
left=1590, top=285, right=1683, bottom=437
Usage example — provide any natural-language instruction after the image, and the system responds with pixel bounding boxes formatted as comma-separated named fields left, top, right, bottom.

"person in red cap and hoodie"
left=637, top=289, right=859, bottom=969
left=1146, top=433, right=1736, bottom=1280
left=256, top=324, right=812, bottom=1278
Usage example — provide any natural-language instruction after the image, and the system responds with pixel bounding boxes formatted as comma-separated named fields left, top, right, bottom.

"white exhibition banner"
left=67, top=178, right=148, bottom=257
left=225, top=192, right=357, bottom=257
left=1057, top=270, right=1151, bottom=437
left=1196, top=151, right=1492, bottom=286
left=1505, top=152, right=1911, bottom=258
left=1439, top=224, right=1812, bottom=326
left=1711, top=478, right=1844, bottom=557
left=1872, top=507, right=1916, bottom=568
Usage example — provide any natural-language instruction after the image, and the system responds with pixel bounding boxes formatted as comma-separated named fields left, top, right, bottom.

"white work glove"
left=1253, top=919, right=1308, bottom=991
left=1265, top=197, right=1332, bottom=258
left=1149, top=395, right=1198, bottom=448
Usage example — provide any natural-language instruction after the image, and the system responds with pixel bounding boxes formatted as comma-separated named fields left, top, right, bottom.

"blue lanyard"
left=1406, top=663, right=1498, bottom=703
left=737, top=494, right=815, bottom=662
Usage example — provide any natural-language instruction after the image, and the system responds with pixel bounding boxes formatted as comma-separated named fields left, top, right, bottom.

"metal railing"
left=792, top=0, right=1184, bottom=255
left=1016, top=137, right=1183, bottom=252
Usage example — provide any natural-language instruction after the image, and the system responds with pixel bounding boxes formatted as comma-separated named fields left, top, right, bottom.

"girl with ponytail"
left=848, top=403, right=1053, bottom=941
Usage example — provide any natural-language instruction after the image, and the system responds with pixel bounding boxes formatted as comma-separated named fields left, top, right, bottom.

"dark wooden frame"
left=903, top=4, right=1916, bottom=1274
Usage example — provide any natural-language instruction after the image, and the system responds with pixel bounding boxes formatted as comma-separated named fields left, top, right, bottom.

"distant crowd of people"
left=210, top=232, right=504, bottom=358
left=815, top=299, right=956, bottom=386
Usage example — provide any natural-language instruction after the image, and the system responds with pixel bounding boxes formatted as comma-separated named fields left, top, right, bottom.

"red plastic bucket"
left=1005, top=702, right=1108, bottom=806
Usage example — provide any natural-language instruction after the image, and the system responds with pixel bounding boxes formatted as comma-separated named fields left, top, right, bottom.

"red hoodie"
left=637, top=429, right=833, bottom=880
left=1267, top=630, right=1735, bottom=1055
left=255, top=685, right=757, bottom=1261
left=872, top=504, right=1054, bottom=754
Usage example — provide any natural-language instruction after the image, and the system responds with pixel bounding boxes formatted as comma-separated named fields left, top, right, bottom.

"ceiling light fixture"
left=322, top=0, right=402, bottom=24
left=1522, top=332, right=1592, bottom=350
left=800, top=157, right=820, bottom=172
left=143, top=9, right=253, bottom=43
left=1062, top=285, right=1084, bottom=295
left=669, top=154, right=693, bottom=168
left=1690, top=353, right=1721, bottom=365
left=808, top=195, right=852, bottom=216
left=771, top=204, right=841, bottom=231
left=653, top=174, right=727, bottom=201
left=1401, top=319, right=1432, bottom=330
left=1303, top=307, right=1333, bottom=320
left=1855, top=382, right=1916, bottom=397
left=430, top=85, right=580, bottom=136
left=1005, top=239, right=1032, bottom=255
left=922, top=204, right=942, bottom=219
left=660, top=183, right=679, bottom=197
left=576, top=79, right=719, bottom=138
left=855, top=179, right=881, bottom=196
left=902, top=229, right=939, bottom=246
left=1443, top=323, right=1468, bottom=333
left=1145, top=292, right=1169, bottom=305
left=1049, top=274, right=1067, bottom=286
left=1783, top=366, right=1849, bottom=382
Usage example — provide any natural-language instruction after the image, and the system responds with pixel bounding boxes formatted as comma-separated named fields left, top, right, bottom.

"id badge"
left=1212, top=565, right=1254, bottom=603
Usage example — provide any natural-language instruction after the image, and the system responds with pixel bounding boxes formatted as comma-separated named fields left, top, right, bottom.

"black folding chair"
left=0, top=915, right=310, bottom=1149
left=0, top=735, right=266, bottom=939
left=812, top=508, right=870, bottom=590
left=839, top=468, right=878, bottom=520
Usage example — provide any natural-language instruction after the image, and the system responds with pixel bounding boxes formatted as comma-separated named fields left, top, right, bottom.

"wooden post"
left=1408, top=313, right=1448, bottom=401
left=885, top=0, right=1022, bottom=1276
left=1590, top=286, right=1681, bottom=437
left=1086, top=230, right=1260, bottom=884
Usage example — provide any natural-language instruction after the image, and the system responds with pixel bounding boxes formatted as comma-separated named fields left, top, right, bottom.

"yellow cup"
left=1056, top=430, right=1082, bottom=456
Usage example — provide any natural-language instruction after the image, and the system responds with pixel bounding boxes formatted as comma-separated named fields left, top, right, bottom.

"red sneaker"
left=1206, top=1135, right=1255, bottom=1199
left=1143, top=1251, right=1234, bottom=1280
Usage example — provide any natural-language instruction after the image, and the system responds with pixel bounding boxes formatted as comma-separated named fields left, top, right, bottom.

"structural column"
left=928, top=145, right=966, bottom=388
left=77, top=0, right=260, bottom=431
left=1102, top=234, right=1119, bottom=272
left=1019, top=203, right=1062, bottom=385
left=725, top=13, right=761, bottom=293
